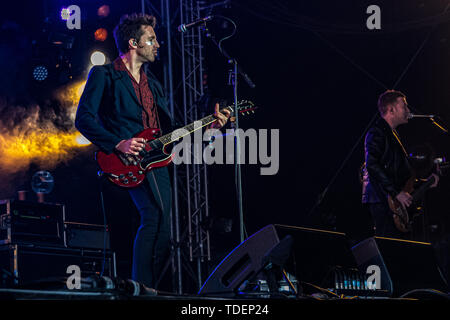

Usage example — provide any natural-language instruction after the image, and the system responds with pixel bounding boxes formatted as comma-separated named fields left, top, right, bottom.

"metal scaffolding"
left=177, top=0, right=211, bottom=293
left=142, top=0, right=213, bottom=294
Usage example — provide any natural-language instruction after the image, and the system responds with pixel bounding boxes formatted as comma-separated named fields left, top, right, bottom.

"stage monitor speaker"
left=273, top=224, right=357, bottom=288
left=198, top=225, right=280, bottom=296
left=351, top=236, right=449, bottom=297
left=199, top=224, right=358, bottom=296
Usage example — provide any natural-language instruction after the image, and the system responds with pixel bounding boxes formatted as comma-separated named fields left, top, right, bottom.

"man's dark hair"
left=113, top=13, right=156, bottom=54
left=377, top=90, right=406, bottom=115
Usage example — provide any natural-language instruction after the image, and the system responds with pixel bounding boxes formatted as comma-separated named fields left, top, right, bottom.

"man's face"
left=135, top=25, right=160, bottom=62
left=392, top=96, right=410, bottom=125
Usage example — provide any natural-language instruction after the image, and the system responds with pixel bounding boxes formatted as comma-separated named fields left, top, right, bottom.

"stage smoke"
left=0, top=80, right=90, bottom=197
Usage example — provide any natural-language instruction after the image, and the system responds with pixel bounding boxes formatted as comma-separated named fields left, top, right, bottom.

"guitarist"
left=362, top=90, right=438, bottom=238
left=75, top=13, right=230, bottom=289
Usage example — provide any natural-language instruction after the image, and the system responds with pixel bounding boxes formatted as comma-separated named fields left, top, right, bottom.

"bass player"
left=361, top=90, right=438, bottom=238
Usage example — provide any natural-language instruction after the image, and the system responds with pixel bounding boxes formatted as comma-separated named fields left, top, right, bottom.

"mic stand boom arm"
left=205, top=29, right=255, bottom=89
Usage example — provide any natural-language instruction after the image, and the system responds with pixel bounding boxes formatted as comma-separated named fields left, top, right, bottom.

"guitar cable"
left=97, top=171, right=108, bottom=278
left=233, top=128, right=248, bottom=240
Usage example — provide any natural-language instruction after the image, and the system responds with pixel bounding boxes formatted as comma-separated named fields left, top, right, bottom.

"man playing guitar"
left=75, top=13, right=230, bottom=289
left=362, top=90, right=438, bottom=238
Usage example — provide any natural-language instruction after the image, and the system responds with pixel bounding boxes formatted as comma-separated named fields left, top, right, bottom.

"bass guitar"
left=388, top=161, right=448, bottom=232
left=96, top=101, right=256, bottom=188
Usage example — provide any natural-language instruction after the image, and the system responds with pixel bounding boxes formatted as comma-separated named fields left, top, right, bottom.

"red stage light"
left=97, top=5, right=110, bottom=18
left=94, top=28, right=108, bottom=42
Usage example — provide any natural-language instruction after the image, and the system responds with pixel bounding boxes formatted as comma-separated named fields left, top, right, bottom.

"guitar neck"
left=157, top=106, right=233, bottom=145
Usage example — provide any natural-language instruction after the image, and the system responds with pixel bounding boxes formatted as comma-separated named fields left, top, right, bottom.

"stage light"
left=61, top=8, right=70, bottom=20
left=33, top=65, right=48, bottom=81
left=94, top=28, right=108, bottom=42
left=97, top=5, right=110, bottom=18
left=90, top=51, right=106, bottom=65
left=75, top=133, right=91, bottom=146
left=49, top=32, right=74, bottom=49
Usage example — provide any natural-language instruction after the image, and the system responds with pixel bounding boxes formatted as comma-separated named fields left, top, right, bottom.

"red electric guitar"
left=96, top=101, right=256, bottom=187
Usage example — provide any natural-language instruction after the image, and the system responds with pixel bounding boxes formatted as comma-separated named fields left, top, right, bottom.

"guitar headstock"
left=226, top=101, right=257, bottom=122
left=436, top=159, right=449, bottom=176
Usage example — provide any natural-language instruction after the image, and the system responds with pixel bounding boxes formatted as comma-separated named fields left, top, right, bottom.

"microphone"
left=81, top=276, right=157, bottom=296
left=177, top=16, right=213, bottom=33
left=408, top=113, right=435, bottom=119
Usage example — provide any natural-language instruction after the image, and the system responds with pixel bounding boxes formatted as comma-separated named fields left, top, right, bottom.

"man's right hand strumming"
left=115, top=138, right=146, bottom=155
left=395, top=191, right=413, bottom=209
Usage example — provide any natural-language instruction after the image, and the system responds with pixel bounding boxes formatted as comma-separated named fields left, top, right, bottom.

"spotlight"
left=61, top=8, right=70, bottom=21
left=33, top=65, right=48, bottom=81
left=97, top=5, right=110, bottom=18
left=94, top=28, right=108, bottom=42
left=75, top=133, right=91, bottom=146
left=49, top=32, right=74, bottom=49
left=90, top=51, right=106, bottom=66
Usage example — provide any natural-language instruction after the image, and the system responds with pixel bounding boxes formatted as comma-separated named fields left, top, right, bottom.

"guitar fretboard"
left=157, top=106, right=233, bottom=145
left=412, top=176, right=435, bottom=202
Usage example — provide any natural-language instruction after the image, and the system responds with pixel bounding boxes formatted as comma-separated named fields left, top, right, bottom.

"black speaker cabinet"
left=0, top=199, right=65, bottom=246
left=64, top=221, right=110, bottom=250
left=351, top=236, right=449, bottom=297
left=199, top=224, right=357, bottom=296
left=274, top=224, right=358, bottom=287
left=199, top=225, right=280, bottom=296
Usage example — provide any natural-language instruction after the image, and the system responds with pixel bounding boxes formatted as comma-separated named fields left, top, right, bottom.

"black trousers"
left=364, top=202, right=404, bottom=239
left=128, top=167, right=172, bottom=288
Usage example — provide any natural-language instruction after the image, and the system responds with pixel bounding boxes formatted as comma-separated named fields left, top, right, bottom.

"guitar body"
left=388, top=178, right=415, bottom=233
left=386, top=162, right=447, bottom=233
left=96, top=128, right=174, bottom=188
left=94, top=101, right=257, bottom=188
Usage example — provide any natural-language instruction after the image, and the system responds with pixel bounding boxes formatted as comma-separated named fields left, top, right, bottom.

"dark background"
left=0, top=0, right=449, bottom=290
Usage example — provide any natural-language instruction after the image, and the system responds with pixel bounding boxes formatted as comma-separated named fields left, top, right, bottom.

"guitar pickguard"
left=140, top=145, right=172, bottom=170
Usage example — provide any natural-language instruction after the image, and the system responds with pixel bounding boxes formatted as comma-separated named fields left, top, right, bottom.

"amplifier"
left=0, top=199, right=65, bottom=246
left=64, top=221, right=110, bottom=250
left=0, top=243, right=116, bottom=287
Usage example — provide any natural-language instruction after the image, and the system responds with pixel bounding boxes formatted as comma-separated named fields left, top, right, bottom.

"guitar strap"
left=391, top=129, right=408, bottom=156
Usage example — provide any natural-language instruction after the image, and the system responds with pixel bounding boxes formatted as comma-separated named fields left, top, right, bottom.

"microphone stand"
left=429, top=117, right=449, bottom=134
left=409, top=108, right=449, bottom=134
left=203, top=24, right=255, bottom=242
left=408, top=111, right=448, bottom=241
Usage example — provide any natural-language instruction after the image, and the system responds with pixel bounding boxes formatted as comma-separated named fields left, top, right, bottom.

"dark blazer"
left=362, top=117, right=412, bottom=203
left=75, top=61, right=174, bottom=213
left=75, top=62, right=174, bottom=154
